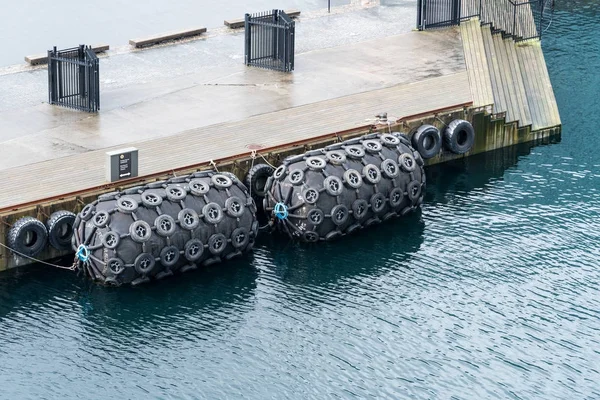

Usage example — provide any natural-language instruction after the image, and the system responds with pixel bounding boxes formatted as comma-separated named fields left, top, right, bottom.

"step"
left=516, top=41, right=561, bottom=130
left=503, top=38, right=532, bottom=127
left=481, top=25, right=508, bottom=114
left=25, top=44, right=109, bottom=65
left=224, top=9, right=301, bottom=29
left=129, top=27, right=207, bottom=48
left=493, top=33, right=518, bottom=123
left=532, top=42, right=561, bottom=127
left=460, top=18, right=494, bottom=107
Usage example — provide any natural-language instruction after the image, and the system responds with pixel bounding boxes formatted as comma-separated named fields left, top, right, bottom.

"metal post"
left=48, top=49, right=53, bottom=104
left=244, top=14, right=250, bottom=65
left=328, top=0, right=331, bottom=13
left=512, top=4, right=517, bottom=38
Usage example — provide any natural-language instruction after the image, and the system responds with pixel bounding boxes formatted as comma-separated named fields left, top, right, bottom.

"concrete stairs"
left=461, top=18, right=561, bottom=131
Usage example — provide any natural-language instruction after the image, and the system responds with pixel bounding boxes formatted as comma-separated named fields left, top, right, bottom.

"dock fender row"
left=412, top=124, right=442, bottom=159
left=7, top=217, right=48, bottom=257
left=444, top=119, right=475, bottom=154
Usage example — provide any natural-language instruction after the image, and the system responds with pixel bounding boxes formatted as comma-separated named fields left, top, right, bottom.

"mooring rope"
left=258, top=153, right=277, bottom=169
left=0, top=241, right=78, bottom=271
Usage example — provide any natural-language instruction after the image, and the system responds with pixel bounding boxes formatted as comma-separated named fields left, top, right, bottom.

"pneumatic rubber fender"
left=264, top=132, right=425, bottom=243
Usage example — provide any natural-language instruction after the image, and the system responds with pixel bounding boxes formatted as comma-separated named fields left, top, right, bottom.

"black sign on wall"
left=106, top=147, right=139, bottom=182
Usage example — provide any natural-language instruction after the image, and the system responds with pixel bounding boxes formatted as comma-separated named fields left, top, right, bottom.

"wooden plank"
left=461, top=18, right=493, bottom=108
left=504, top=39, right=532, bottom=127
left=0, top=72, right=472, bottom=209
left=493, top=34, right=517, bottom=123
left=482, top=27, right=507, bottom=114
left=461, top=20, right=481, bottom=106
left=225, top=9, right=301, bottom=28
left=527, top=44, right=547, bottom=129
left=25, top=44, right=109, bottom=65
left=532, top=42, right=561, bottom=127
left=129, top=27, right=207, bottom=48
left=473, top=21, right=494, bottom=105
left=516, top=44, right=542, bottom=130
left=468, top=19, right=483, bottom=106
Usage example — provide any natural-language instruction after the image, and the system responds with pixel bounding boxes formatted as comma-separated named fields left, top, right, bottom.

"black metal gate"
left=416, top=0, right=548, bottom=41
left=245, top=10, right=295, bottom=72
left=48, top=45, right=100, bottom=112
left=417, top=0, right=462, bottom=30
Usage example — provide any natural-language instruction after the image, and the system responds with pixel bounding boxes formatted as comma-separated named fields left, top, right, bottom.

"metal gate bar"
left=245, top=10, right=295, bottom=72
left=416, top=0, right=546, bottom=41
left=48, top=45, right=100, bottom=112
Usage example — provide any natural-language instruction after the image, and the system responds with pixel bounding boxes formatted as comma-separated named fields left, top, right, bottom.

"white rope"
left=248, top=150, right=256, bottom=198
left=257, top=153, right=277, bottom=169
left=0, top=241, right=76, bottom=270
left=209, top=159, right=220, bottom=172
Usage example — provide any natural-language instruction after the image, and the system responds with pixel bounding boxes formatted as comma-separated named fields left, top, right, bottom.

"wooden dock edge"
left=224, top=9, right=301, bottom=29
left=129, top=27, right=207, bottom=48
left=25, top=44, right=110, bottom=65
left=0, top=104, right=563, bottom=272
left=0, top=103, right=471, bottom=271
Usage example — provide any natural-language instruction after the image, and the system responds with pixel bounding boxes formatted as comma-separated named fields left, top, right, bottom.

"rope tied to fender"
left=76, top=244, right=90, bottom=262
left=0, top=241, right=78, bottom=271
left=273, top=202, right=288, bottom=220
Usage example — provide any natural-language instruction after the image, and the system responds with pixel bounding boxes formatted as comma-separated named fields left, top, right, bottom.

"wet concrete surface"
left=0, top=2, right=466, bottom=171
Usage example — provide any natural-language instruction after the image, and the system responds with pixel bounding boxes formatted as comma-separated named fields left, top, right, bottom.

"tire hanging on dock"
left=7, top=216, right=48, bottom=257
left=46, top=210, right=76, bottom=251
left=72, top=171, right=258, bottom=286
left=244, top=163, right=274, bottom=222
left=443, top=119, right=475, bottom=154
left=263, top=132, right=426, bottom=242
left=411, top=124, right=442, bottom=159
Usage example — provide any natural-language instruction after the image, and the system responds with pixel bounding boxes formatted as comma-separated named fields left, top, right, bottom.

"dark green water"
left=1, top=3, right=599, bottom=399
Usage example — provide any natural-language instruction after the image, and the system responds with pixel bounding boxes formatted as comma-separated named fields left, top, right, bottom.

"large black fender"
left=72, top=170, right=258, bottom=286
left=264, top=132, right=426, bottom=243
left=443, top=119, right=475, bottom=154
left=7, top=216, right=48, bottom=257
left=46, top=210, right=76, bottom=251
left=411, top=124, right=442, bottom=159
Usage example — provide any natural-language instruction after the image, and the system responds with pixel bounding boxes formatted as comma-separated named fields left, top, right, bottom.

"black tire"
left=444, top=119, right=475, bottom=154
left=411, top=124, right=442, bottom=159
left=184, top=239, right=204, bottom=262
left=178, top=208, right=200, bottom=231
left=134, top=253, right=156, bottom=275
left=79, top=204, right=95, bottom=221
left=231, top=228, right=250, bottom=249
left=129, top=220, right=152, bottom=243
left=46, top=210, right=76, bottom=251
left=244, top=163, right=274, bottom=199
left=155, top=215, right=176, bottom=237
left=8, top=217, right=48, bottom=257
left=407, top=181, right=422, bottom=202
left=208, top=233, right=227, bottom=255
left=160, top=246, right=180, bottom=268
